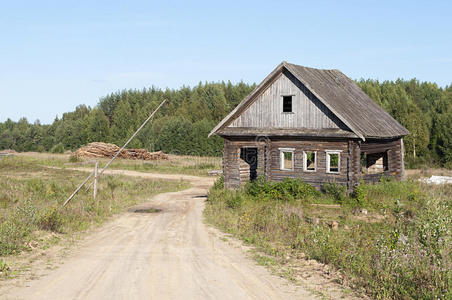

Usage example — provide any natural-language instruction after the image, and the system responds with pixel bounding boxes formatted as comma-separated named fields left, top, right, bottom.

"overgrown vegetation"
left=1, top=79, right=451, bottom=167
left=205, top=177, right=451, bottom=299
left=0, top=156, right=189, bottom=258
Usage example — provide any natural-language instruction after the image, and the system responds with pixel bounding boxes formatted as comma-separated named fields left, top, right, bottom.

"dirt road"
left=2, top=169, right=322, bottom=300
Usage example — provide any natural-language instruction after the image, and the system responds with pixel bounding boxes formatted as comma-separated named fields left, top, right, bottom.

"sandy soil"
left=1, top=169, right=358, bottom=300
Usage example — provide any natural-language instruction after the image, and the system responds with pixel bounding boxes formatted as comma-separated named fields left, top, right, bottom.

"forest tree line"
left=0, top=79, right=451, bottom=168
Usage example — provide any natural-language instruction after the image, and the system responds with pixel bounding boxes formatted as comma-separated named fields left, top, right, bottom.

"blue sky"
left=1, top=0, right=451, bottom=124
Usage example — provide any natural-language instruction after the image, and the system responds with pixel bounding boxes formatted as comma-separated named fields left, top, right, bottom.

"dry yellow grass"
left=13, top=152, right=222, bottom=177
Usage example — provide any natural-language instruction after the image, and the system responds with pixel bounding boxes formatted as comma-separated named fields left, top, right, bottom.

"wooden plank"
left=229, top=70, right=346, bottom=130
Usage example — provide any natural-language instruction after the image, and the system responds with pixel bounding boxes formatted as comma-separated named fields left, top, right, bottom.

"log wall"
left=268, top=138, right=349, bottom=188
left=222, top=137, right=405, bottom=190
left=348, top=140, right=361, bottom=189
left=223, top=138, right=266, bottom=189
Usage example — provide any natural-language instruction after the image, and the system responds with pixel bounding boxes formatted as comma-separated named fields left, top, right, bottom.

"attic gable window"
left=282, top=96, right=293, bottom=113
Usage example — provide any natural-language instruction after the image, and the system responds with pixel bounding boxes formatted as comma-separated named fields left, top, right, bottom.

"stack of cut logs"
left=74, top=142, right=168, bottom=160
left=0, top=149, right=17, bottom=154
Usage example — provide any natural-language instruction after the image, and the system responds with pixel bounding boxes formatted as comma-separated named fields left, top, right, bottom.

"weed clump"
left=0, top=199, right=38, bottom=255
left=213, top=176, right=224, bottom=190
left=352, top=181, right=368, bottom=207
left=226, top=192, right=242, bottom=210
left=322, top=183, right=347, bottom=204
left=38, top=206, right=64, bottom=232
left=0, top=260, right=10, bottom=276
left=69, top=155, right=81, bottom=163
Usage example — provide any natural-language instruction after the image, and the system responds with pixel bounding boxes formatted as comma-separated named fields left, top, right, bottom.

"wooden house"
left=209, top=62, right=409, bottom=190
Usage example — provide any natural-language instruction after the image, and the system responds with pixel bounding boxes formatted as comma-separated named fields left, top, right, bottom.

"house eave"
left=216, top=127, right=359, bottom=139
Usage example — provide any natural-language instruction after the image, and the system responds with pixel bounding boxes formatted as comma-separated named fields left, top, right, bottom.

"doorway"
left=240, top=147, right=258, bottom=181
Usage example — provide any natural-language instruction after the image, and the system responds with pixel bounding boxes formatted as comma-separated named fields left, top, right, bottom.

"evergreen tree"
left=86, top=108, right=111, bottom=143
left=432, top=111, right=452, bottom=166
left=154, top=117, right=193, bottom=154
left=111, top=100, right=134, bottom=146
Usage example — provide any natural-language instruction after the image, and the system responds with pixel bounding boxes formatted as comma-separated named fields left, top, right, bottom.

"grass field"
left=205, top=177, right=452, bottom=299
left=0, top=155, right=190, bottom=276
left=14, top=152, right=222, bottom=177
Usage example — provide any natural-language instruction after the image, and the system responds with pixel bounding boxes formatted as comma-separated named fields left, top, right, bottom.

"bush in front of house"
left=322, top=182, right=347, bottom=204
left=245, top=177, right=320, bottom=202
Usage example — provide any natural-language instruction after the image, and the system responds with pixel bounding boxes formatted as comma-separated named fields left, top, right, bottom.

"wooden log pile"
left=0, top=149, right=17, bottom=154
left=74, top=142, right=168, bottom=160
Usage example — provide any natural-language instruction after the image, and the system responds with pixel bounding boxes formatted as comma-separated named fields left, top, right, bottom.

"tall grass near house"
left=205, top=177, right=451, bottom=299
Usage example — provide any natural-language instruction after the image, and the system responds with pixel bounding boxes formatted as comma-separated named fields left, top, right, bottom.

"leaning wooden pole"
left=63, top=170, right=95, bottom=207
left=63, top=99, right=166, bottom=207
left=85, top=99, right=167, bottom=191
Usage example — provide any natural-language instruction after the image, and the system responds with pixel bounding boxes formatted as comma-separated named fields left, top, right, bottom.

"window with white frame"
left=303, top=151, right=316, bottom=172
left=279, top=148, right=294, bottom=171
left=326, top=150, right=341, bottom=173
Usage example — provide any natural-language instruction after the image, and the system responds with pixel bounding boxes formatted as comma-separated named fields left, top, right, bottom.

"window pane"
left=329, top=153, right=339, bottom=172
left=282, top=151, right=292, bottom=169
left=306, top=152, right=316, bottom=171
left=283, top=96, right=292, bottom=112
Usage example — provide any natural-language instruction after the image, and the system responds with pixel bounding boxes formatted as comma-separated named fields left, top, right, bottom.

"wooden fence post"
left=94, top=160, right=98, bottom=200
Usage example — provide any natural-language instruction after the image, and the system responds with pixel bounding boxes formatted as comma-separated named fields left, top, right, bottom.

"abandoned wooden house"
left=209, top=61, right=409, bottom=190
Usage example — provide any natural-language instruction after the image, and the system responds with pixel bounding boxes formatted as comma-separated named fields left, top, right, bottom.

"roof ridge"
left=285, top=62, right=338, bottom=72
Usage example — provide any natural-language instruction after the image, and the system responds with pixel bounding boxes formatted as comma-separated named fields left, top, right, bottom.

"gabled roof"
left=209, top=61, right=409, bottom=140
